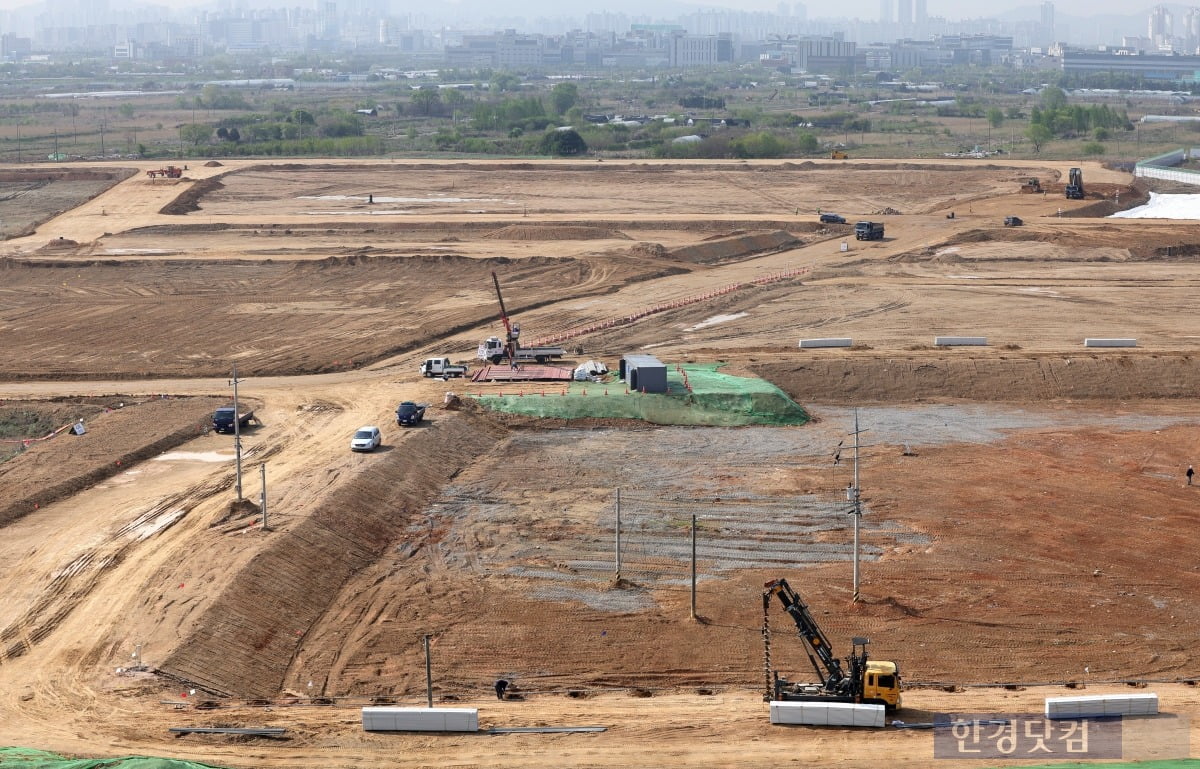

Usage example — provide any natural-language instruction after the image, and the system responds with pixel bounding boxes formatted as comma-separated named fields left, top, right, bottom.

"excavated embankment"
left=157, top=412, right=507, bottom=698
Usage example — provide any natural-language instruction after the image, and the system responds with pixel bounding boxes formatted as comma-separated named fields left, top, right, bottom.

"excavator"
left=762, top=578, right=902, bottom=709
left=1065, top=167, right=1085, bottom=199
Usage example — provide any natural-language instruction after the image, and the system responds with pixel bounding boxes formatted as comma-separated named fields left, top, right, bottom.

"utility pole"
left=614, top=488, right=622, bottom=583
left=230, top=363, right=243, bottom=500
left=846, top=409, right=867, bottom=603
left=689, top=514, right=697, bottom=620
left=259, top=463, right=267, bottom=529
left=424, top=634, right=433, bottom=707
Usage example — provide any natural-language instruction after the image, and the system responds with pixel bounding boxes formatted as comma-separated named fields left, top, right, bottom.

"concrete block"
left=362, top=706, right=479, bottom=732
left=1084, top=338, right=1136, bottom=348
left=799, top=338, right=853, bottom=349
left=769, top=701, right=883, bottom=727
left=1046, top=693, right=1158, bottom=719
left=934, top=336, right=987, bottom=346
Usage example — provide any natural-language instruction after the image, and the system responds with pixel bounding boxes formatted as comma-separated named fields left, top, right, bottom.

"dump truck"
left=212, top=406, right=257, bottom=434
left=762, top=578, right=902, bottom=709
left=395, top=401, right=429, bottom=427
left=854, top=221, right=884, bottom=240
left=421, top=357, right=468, bottom=378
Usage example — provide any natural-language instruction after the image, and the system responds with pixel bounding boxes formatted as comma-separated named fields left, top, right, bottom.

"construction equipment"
left=476, top=271, right=566, bottom=365
left=762, top=578, right=902, bottom=709
left=854, top=221, right=884, bottom=240
left=831, top=149, right=849, bottom=160
left=1065, top=167, right=1085, bottom=200
left=146, top=166, right=183, bottom=179
left=1020, top=177, right=1042, bottom=193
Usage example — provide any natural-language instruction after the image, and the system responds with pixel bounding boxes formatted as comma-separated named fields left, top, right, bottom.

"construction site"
left=1, top=157, right=1199, bottom=768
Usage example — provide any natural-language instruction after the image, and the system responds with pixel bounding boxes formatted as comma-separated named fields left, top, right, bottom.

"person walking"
left=1188, top=465, right=1195, bottom=486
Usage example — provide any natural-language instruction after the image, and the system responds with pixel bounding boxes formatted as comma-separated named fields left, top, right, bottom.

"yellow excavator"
left=762, top=578, right=902, bottom=709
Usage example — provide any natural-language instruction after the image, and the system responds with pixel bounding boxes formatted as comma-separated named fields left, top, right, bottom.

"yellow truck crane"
left=762, top=578, right=902, bottom=709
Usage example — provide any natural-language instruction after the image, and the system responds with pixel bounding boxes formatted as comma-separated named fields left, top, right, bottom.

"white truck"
left=477, top=336, right=567, bottom=365
left=420, top=357, right=469, bottom=378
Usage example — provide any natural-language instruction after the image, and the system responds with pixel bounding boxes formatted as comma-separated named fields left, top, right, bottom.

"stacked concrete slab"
left=362, top=706, right=479, bottom=732
left=934, top=336, right=987, bottom=346
left=1045, top=693, right=1158, bottom=719
left=1084, top=338, right=1137, bottom=347
left=799, top=338, right=853, bottom=348
left=769, top=701, right=885, bottom=727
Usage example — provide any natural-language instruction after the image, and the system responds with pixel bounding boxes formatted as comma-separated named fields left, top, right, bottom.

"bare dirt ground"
left=0, top=167, right=134, bottom=239
left=1, top=157, right=1199, bottom=767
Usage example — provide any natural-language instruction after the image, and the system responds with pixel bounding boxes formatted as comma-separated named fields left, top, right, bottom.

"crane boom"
left=764, top=578, right=847, bottom=689
left=490, top=270, right=520, bottom=361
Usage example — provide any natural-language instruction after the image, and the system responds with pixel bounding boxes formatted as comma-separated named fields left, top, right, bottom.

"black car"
left=1004, top=216, right=1023, bottom=227
left=395, top=401, right=427, bottom=427
left=819, top=213, right=846, bottom=224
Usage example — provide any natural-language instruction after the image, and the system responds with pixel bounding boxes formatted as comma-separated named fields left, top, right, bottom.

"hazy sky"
left=0, top=0, right=1150, bottom=26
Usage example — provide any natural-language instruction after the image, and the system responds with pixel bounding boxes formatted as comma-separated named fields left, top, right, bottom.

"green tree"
left=1040, top=86, right=1068, bottom=112
left=410, top=87, right=442, bottom=116
left=551, top=82, right=579, bottom=115
left=1025, top=123, right=1052, bottom=153
left=731, top=131, right=784, bottom=158
left=180, top=123, right=212, bottom=146
left=987, top=107, right=1004, bottom=129
left=796, top=131, right=819, bottom=153
left=118, top=103, right=135, bottom=119
left=1081, top=141, right=1105, bottom=155
left=491, top=72, right=521, bottom=93
left=539, top=128, right=588, bottom=156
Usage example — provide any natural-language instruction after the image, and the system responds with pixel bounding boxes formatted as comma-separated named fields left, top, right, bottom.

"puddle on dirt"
left=153, top=451, right=233, bottom=462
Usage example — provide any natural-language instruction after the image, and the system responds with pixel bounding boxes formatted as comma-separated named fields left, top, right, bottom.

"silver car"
left=350, top=426, right=382, bottom=452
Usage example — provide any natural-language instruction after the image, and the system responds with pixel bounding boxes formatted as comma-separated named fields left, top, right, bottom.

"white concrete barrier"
left=1045, top=693, right=1158, bottom=720
left=362, top=706, right=479, bottom=732
left=770, top=701, right=885, bottom=727
left=1084, top=338, right=1137, bottom=348
left=799, top=338, right=853, bottom=349
left=934, top=336, right=987, bottom=346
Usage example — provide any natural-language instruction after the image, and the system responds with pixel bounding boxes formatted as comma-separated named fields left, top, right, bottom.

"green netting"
left=0, top=748, right=230, bottom=769
left=472, top=363, right=808, bottom=426
left=991, top=762, right=1200, bottom=769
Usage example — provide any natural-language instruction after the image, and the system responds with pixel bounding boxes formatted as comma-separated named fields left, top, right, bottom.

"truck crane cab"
left=762, top=578, right=902, bottom=709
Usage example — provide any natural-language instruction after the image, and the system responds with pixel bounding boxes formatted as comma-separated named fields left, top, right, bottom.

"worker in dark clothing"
left=494, top=679, right=509, bottom=700
left=1188, top=465, right=1195, bottom=486
left=368, top=193, right=374, bottom=204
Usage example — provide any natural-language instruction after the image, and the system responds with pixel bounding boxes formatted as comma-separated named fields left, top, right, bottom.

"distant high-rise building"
left=897, top=0, right=913, bottom=26
left=1040, top=2, right=1054, bottom=35
left=777, top=2, right=789, bottom=16
left=915, top=0, right=927, bottom=25
left=879, top=0, right=892, bottom=25
left=1185, top=6, right=1200, bottom=53
left=794, top=2, right=807, bottom=22
left=1149, top=5, right=1172, bottom=48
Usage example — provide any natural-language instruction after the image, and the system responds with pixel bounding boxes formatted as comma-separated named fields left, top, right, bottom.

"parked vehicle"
left=476, top=271, right=567, bottom=365
left=819, top=213, right=846, bottom=224
left=395, top=401, right=428, bottom=427
left=854, top=221, right=885, bottom=240
left=350, top=426, right=382, bottom=452
left=831, top=150, right=849, bottom=159
left=421, top=357, right=468, bottom=378
left=1004, top=216, right=1023, bottom=227
left=212, top=407, right=257, bottom=434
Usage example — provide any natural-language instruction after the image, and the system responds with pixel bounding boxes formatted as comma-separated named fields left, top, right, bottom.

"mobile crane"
left=762, top=578, right=901, bottom=709
left=476, top=271, right=566, bottom=365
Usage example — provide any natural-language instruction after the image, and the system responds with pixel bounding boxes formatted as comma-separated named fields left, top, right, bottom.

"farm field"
left=0, top=157, right=1198, bottom=768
